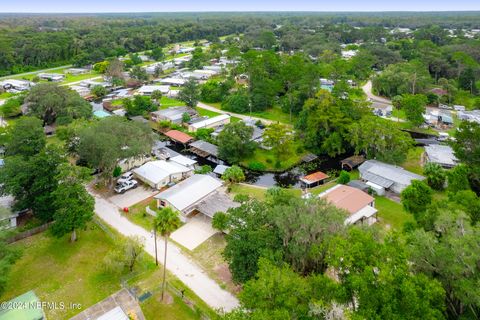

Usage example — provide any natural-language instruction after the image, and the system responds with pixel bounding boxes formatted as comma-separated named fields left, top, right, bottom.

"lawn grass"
left=60, top=72, right=101, bottom=84
left=123, top=197, right=158, bottom=231
left=250, top=106, right=295, bottom=124
left=160, top=96, right=186, bottom=108
left=375, top=196, right=414, bottom=231
left=240, top=145, right=306, bottom=172
left=230, top=184, right=301, bottom=200
left=2, top=224, right=123, bottom=319
left=402, top=147, right=424, bottom=175
left=0, top=92, right=13, bottom=99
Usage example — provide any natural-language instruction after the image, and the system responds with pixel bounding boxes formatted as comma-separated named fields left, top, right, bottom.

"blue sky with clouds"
left=2, top=0, right=479, bottom=13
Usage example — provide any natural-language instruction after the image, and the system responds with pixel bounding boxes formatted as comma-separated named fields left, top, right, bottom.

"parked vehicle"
left=114, top=179, right=138, bottom=194
left=117, top=171, right=134, bottom=184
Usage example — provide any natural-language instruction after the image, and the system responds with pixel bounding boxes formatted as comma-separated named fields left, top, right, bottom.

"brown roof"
left=164, top=130, right=193, bottom=144
left=301, top=171, right=329, bottom=184
left=321, top=185, right=374, bottom=214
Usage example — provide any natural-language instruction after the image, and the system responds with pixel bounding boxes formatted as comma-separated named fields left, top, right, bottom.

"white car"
left=117, top=171, right=134, bottom=184
left=114, top=179, right=138, bottom=194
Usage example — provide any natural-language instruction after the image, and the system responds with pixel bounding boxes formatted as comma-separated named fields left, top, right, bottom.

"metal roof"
left=425, top=145, right=458, bottom=167
left=195, top=192, right=240, bottom=218
left=359, top=160, right=424, bottom=187
left=189, top=140, right=219, bottom=157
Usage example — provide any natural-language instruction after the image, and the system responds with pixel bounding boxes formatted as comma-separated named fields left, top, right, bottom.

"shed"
left=164, top=130, right=194, bottom=144
left=424, top=145, right=458, bottom=168
left=189, top=140, right=219, bottom=158
left=188, top=114, right=231, bottom=132
left=300, top=171, right=329, bottom=188
left=341, top=155, right=366, bottom=171
left=213, top=165, right=230, bottom=176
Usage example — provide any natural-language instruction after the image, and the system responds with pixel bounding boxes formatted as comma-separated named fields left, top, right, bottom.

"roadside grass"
left=240, top=144, right=306, bottom=172
left=374, top=196, right=414, bottom=231
left=2, top=224, right=123, bottom=319
left=402, top=147, right=424, bottom=175
left=124, top=197, right=158, bottom=231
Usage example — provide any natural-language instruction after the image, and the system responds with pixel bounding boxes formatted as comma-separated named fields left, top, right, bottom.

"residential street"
left=362, top=80, right=392, bottom=105
left=197, top=101, right=278, bottom=125
left=88, top=189, right=240, bottom=312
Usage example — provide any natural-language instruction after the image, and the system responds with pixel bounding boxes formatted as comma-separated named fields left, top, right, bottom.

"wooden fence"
left=6, top=222, right=53, bottom=244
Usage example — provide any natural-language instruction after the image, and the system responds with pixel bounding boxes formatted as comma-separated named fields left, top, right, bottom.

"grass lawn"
left=123, top=197, right=158, bottom=231
left=375, top=196, right=414, bottom=231
left=0, top=92, right=13, bottom=99
left=60, top=72, right=101, bottom=84
left=240, top=145, right=306, bottom=172
left=230, top=184, right=301, bottom=200
left=196, top=106, right=241, bottom=122
left=250, top=106, right=295, bottom=124
left=2, top=224, right=123, bottom=319
left=160, top=96, right=186, bottom=108
left=402, top=147, right=424, bottom=175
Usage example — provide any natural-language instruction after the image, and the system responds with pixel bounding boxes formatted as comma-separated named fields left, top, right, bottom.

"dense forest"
left=1, top=12, right=480, bottom=75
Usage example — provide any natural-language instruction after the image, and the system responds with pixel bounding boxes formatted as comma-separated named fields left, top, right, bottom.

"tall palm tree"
left=153, top=207, right=181, bottom=301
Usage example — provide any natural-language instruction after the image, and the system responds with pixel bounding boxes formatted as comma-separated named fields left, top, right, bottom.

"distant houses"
left=358, top=160, right=425, bottom=195
left=38, top=73, right=65, bottom=82
left=0, top=79, right=33, bottom=92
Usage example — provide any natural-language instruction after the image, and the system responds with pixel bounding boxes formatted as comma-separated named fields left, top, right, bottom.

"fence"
left=6, top=222, right=53, bottom=244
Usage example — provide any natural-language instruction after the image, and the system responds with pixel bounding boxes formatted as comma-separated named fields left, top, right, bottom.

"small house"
left=133, top=160, right=193, bottom=189
left=300, top=171, right=330, bottom=188
left=424, top=145, right=458, bottom=168
left=38, top=73, right=65, bottom=82
left=150, top=106, right=196, bottom=124
left=319, top=184, right=377, bottom=226
left=163, top=130, right=194, bottom=145
left=188, top=114, right=231, bottom=132
left=137, top=85, right=170, bottom=96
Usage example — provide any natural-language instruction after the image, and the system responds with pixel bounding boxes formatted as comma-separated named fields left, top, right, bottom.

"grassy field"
left=1, top=221, right=214, bottom=320
left=0, top=92, right=14, bottom=99
left=204, top=102, right=294, bottom=125
left=160, top=96, right=186, bottom=108
left=375, top=196, right=414, bottom=231
left=402, top=147, right=424, bottom=175
left=240, top=144, right=307, bottom=172
left=230, top=184, right=302, bottom=200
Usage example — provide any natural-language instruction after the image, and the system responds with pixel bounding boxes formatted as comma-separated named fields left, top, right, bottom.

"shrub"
left=337, top=170, right=351, bottom=184
left=248, top=161, right=266, bottom=171
left=113, top=166, right=122, bottom=177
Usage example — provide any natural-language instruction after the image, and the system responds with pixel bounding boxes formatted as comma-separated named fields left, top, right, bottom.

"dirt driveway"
left=170, top=214, right=217, bottom=251
left=109, top=185, right=159, bottom=209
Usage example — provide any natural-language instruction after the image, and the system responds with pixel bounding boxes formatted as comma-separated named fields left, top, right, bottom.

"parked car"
left=117, top=171, right=134, bottom=184
left=114, top=179, right=138, bottom=194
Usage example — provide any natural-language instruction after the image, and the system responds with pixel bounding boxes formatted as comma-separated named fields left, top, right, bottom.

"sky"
left=1, top=0, right=480, bottom=13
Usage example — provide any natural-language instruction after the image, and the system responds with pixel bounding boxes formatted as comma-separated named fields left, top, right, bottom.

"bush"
left=248, top=161, right=266, bottom=171
left=195, top=165, right=212, bottom=174
left=423, top=162, right=446, bottom=190
left=337, top=170, right=351, bottom=184
left=113, top=166, right=122, bottom=177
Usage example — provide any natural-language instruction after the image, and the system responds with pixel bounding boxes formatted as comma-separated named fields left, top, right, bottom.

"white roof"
left=425, top=145, right=458, bottom=167
left=344, top=205, right=378, bottom=225
left=190, top=114, right=230, bottom=129
left=0, top=79, right=31, bottom=87
left=170, top=155, right=197, bottom=167
left=97, top=307, right=129, bottom=320
left=138, top=85, right=170, bottom=94
left=156, top=77, right=186, bottom=85
left=155, top=174, right=223, bottom=212
left=213, top=165, right=230, bottom=175
left=133, top=160, right=190, bottom=184
left=359, top=160, right=424, bottom=187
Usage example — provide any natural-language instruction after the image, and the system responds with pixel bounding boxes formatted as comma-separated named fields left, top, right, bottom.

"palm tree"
left=153, top=207, right=181, bottom=301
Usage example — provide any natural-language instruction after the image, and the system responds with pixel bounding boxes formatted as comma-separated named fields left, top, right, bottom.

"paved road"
left=197, top=102, right=278, bottom=125
left=0, top=65, right=72, bottom=81
left=362, top=80, right=392, bottom=105
left=89, top=189, right=240, bottom=312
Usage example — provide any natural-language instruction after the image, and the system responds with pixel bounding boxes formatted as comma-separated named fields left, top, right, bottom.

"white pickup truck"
left=114, top=179, right=138, bottom=194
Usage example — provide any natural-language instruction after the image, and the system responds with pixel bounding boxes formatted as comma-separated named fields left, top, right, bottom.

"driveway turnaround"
left=170, top=215, right=217, bottom=251
left=89, top=189, right=239, bottom=312
left=108, top=186, right=159, bottom=209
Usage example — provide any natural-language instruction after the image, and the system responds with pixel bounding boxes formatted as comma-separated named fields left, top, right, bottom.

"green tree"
left=452, top=121, right=480, bottom=185
left=178, top=79, right=200, bottom=108
left=448, top=190, right=480, bottom=225
left=409, top=210, right=480, bottom=319
left=103, top=236, right=144, bottom=274
left=149, top=47, right=165, bottom=61
left=150, top=90, right=163, bottom=102
left=50, top=164, right=94, bottom=242
left=124, top=95, right=156, bottom=116
left=200, top=79, right=232, bottom=103
left=349, top=116, right=414, bottom=164
left=222, top=165, right=245, bottom=185
left=401, top=180, right=433, bottom=214
left=447, top=164, right=471, bottom=193
left=181, top=112, right=191, bottom=123
left=217, top=122, right=255, bottom=163
left=77, top=117, right=153, bottom=184
left=263, top=123, right=294, bottom=165
left=129, top=65, right=148, bottom=81
left=0, top=96, right=23, bottom=118
left=153, top=207, right=181, bottom=300
left=400, top=94, right=428, bottom=127
left=25, top=83, right=92, bottom=125
left=91, top=85, right=107, bottom=99
left=130, top=54, right=142, bottom=65
left=423, top=162, right=446, bottom=190
left=221, top=89, right=250, bottom=113
left=0, top=232, right=21, bottom=296
left=337, top=170, right=351, bottom=184
left=4, top=117, right=46, bottom=158
left=212, top=211, right=229, bottom=233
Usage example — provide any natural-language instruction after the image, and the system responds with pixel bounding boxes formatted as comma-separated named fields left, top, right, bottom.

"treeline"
left=1, top=12, right=480, bottom=76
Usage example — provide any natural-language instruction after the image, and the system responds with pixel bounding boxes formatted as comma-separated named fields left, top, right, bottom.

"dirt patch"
left=214, top=264, right=242, bottom=294
left=157, top=292, right=173, bottom=305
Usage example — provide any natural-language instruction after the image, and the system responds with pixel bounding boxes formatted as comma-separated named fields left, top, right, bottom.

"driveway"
left=170, top=214, right=217, bottom=251
left=89, top=188, right=239, bottom=312
left=108, top=185, right=159, bottom=208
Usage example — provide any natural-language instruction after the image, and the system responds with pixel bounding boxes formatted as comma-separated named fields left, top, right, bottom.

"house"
left=80, top=79, right=111, bottom=88
left=155, top=77, right=186, bottom=86
left=424, top=145, right=458, bottom=168
left=0, top=290, right=45, bottom=320
left=188, top=114, right=231, bottom=132
left=38, top=73, right=65, bottom=82
left=69, top=85, right=91, bottom=97
left=319, top=184, right=377, bottom=225
left=457, top=110, right=480, bottom=124
left=65, top=68, right=90, bottom=75
left=358, top=160, right=425, bottom=194
left=150, top=106, right=196, bottom=124
left=341, top=50, right=358, bottom=59
left=341, top=155, right=366, bottom=171
left=169, top=154, right=197, bottom=169
left=117, top=155, right=150, bottom=172
left=133, top=160, right=193, bottom=189
left=137, top=85, right=170, bottom=96
left=163, top=130, right=194, bottom=145
left=453, top=105, right=466, bottom=111
left=155, top=174, right=239, bottom=222
left=0, top=79, right=33, bottom=92
left=0, top=198, right=18, bottom=229
left=320, top=78, right=334, bottom=91
left=300, top=171, right=330, bottom=188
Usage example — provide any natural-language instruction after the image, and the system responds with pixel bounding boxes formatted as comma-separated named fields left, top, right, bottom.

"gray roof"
left=359, top=160, right=424, bottom=187
left=155, top=174, right=223, bottom=212
left=151, top=106, right=192, bottom=122
left=190, top=140, right=219, bottom=157
left=425, top=145, right=458, bottom=167
left=195, top=192, right=240, bottom=218
left=347, top=180, right=370, bottom=191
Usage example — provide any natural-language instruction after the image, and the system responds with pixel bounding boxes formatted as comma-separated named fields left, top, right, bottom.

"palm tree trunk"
left=154, top=229, right=158, bottom=265
left=161, top=235, right=168, bottom=301
left=70, top=229, right=77, bottom=242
